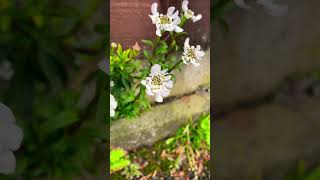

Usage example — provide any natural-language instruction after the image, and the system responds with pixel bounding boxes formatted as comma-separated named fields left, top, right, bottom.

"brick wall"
left=110, top=0, right=210, bottom=48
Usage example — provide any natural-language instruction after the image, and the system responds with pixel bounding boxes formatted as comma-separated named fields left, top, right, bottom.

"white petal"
left=172, top=10, right=179, bottom=19
left=175, top=26, right=183, bottom=33
left=151, top=3, right=158, bottom=15
left=111, top=100, right=117, bottom=109
left=141, top=80, right=147, bottom=86
left=146, top=88, right=154, bottom=96
left=98, top=60, right=109, bottom=75
left=161, top=69, right=168, bottom=74
left=110, top=94, right=117, bottom=110
left=192, top=14, right=202, bottom=22
left=0, top=124, right=23, bottom=151
left=110, top=109, right=115, bottom=117
left=165, top=25, right=175, bottom=31
left=196, top=45, right=201, bottom=51
left=161, top=90, right=170, bottom=97
left=167, top=6, right=175, bottom=16
left=172, top=17, right=181, bottom=25
left=0, top=103, right=15, bottom=123
left=192, top=61, right=200, bottom=67
left=198, top=50, right=205, bottom=57
left=0, top=151, right=15, bottom=174
left=149, top=15, right=157, bottom=24
left=151, top=64, right=161, bottom=75
left=182, top=0, right=189, bottom=11
left=156, top=28, right=162, bottom=37
left=165, top=75, right=171, bottom=81
left=166, top=80, right=173, bottom=88
left=182, top=59, right=188, bottom=64
left=184, top=38, right=190, bottom=48
left=155, top=94, right=163, bottom=102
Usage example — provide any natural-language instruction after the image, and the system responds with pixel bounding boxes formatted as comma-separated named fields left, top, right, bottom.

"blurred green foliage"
left=212, top=0, right=236, bottom=32
left=285, top=161, right=320, bottom=180
left=0, top=0, right=108, bottom=179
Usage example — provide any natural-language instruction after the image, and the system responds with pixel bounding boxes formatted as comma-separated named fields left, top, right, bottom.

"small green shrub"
left=110, top=148, right=142, bottom=179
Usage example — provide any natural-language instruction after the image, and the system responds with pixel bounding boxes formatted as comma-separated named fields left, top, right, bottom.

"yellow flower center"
left=186, top=49, right=196, bottom=60
left=151, top=75, right=164, bottom=86
left=159, top=15, right=172, bottom=25
left=185, top=10, right=194, bottom=18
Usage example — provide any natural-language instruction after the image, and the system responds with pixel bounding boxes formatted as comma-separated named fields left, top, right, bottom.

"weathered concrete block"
left=110, top=89, right=210, bottom=150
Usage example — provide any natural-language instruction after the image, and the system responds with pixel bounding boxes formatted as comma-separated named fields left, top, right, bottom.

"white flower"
left=0, top=60, right=14, bottom=80
left=182, top=0, right=202, bottom=22
left=110, top=94, right=117, bottom=117
left=182, top=38, right=205, bottom=67
left=141, top=64, right=173, bottom=103
left=0, top=103, right=23, bottom=174
left=98, top=58, right=109, bottom=75
left=149, top=3, right=183, bottom=37
left=110, top=81, right=114, bottom=87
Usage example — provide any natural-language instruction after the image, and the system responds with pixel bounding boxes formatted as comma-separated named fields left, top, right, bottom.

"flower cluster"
left=109, top=0, right=206, bottom=119
left=149, top=3, right=183, bottom=37
left=182, top=38, right=205, bottom=67
left=110, top=81, right=117, bottom=117
left=141, top=64, right=173, bottom=103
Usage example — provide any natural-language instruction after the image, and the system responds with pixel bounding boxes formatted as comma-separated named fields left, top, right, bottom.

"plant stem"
left=168, top=59, right=183, bottom=73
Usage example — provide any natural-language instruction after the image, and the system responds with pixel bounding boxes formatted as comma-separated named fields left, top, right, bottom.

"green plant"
left=110, top=148, right=131, bottom=173
left=211, top=0, right=236, bottom=32
left=110, top=148, right=142, bottom=179
left=285, top=161, right=320, bottom=180
left=109, top=44, right=150, bottom=120
left=121, top=163, right=143, bottom=179
left=110, top=1, right=207, bottom=121
left=12, top=90, right=106, bottom=179
left=0, top=0, right=107, bottom=179
left=166, top=114, right=210, bottom=173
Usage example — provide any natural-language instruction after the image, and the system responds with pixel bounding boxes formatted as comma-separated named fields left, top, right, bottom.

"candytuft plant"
left=109, top=0, right=206, bottom=121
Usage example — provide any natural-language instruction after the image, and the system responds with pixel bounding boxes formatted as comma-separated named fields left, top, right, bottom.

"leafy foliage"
left=285, top=161, right=320, bottom=180
left=212, top=0, right=236, bottom=32
left=110, top=44, right=150, bottom=120
left=110, top=148, right=142, bottom=179
left=110, top=148, right=131, bottom=173
left=0, top=0, right=107, bottom=179
left=166, top=115, right=210, bottom=150
left=111, top=115, right=211, bottom=179
left=109, top=10, right=199, bottom=121
left=165, top=115, right=210, bottom=173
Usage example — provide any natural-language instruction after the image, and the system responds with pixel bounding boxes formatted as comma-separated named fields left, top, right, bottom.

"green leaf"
left=156, top=46, right=168, bottom=54
left=143, top=50, right=151, bottom=59
left=111, top=159, right=131, bottom=173
left=141, top=39, right=154, bottom=47
left=0, top=15, right=11, bottom=32
left=39, top=110, right=79, bottom=136
left=110, top=149, right=127, bottom=163
left=166, top=137, right=175, bottom=145
left=110, top=148, right=131, bottom=173
left=306, top=167, right=320, bottom=180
